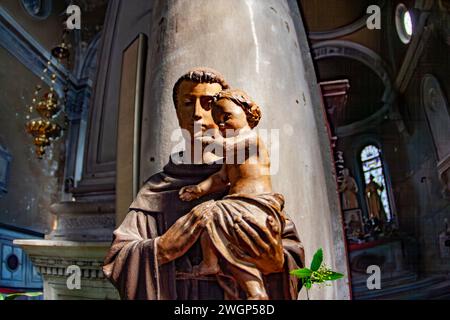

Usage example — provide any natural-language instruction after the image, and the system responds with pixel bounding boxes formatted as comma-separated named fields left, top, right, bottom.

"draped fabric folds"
left=103, top=156, right=305, bottom=300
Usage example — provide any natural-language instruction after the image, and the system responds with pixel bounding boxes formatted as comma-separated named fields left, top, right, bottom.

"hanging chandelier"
left=25, top=29, right=71, bottom=159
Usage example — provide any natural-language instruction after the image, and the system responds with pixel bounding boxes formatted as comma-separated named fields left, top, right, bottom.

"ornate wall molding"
left=312, top=40, right=395, bottom=137
left=30, top=255, right=105, bottom=279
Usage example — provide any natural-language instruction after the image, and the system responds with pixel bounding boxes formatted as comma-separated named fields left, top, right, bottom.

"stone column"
left=141, top=0, right=350, bottom=299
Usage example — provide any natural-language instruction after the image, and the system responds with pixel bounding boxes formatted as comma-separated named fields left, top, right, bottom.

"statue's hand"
left=230, top=212, right=285, bottom=274
left=179, top=185, right=203, bottom=201
left=156, top=201, right=214, bottom=265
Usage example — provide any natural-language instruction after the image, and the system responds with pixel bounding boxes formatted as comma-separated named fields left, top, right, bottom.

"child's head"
left=212, top=89, right=261, bottom=133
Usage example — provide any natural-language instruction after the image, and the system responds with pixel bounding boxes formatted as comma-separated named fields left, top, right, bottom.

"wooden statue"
left=103, top=68, right=305, bottom=300
left=178, top=89, right=285, bottom=299
left=338, top=168, right=359, bottom=210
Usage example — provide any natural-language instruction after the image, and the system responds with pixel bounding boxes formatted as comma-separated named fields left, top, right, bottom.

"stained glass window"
left=360, top=145, right=392, bottom=221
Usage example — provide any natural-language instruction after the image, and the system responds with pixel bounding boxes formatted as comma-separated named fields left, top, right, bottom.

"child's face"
left=212, top=99, right=249, bottom=136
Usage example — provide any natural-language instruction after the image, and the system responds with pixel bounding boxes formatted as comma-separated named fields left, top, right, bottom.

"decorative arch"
left=308, top=0, right=386, bottom=40
left=312, top=40, right=395, bottom=137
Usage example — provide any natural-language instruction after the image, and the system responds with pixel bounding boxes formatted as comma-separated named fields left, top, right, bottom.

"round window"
left=6, top=253, right=19, bottom=272
left=20, top=0, right=52, bottom=20
left=395, top=4, right=414, bottom=44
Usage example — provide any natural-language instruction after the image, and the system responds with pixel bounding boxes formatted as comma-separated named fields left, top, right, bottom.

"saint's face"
left=212, top=98, right=249, bottom=137
left=175, top=80, right=222, bottom=139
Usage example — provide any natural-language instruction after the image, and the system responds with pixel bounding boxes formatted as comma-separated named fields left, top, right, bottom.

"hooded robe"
left=103, top=155, right=305, bottom=300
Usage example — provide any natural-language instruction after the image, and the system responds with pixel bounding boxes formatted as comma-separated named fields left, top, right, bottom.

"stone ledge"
left=14, top=239, right=118, bottom=300
left=14, top=239, right=111, bottom=257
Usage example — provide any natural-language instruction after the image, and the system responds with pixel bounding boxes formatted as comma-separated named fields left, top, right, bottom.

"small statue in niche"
left=365, top=175, right=386, bottom=222
left=338, top=168, right=359, bottom=210
left=179, top=89, right=285, bottom=300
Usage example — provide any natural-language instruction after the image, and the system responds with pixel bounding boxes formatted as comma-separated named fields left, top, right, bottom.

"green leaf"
left=4, top=292, right=42, bottom=300
left=323, top=272, right=344, bottom=281
left=290, top=268, right=312, bottom=279
left=310, top=248, right=323, bottom=271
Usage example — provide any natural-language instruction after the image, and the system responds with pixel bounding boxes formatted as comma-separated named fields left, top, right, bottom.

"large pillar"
left=141, top=0, right=350, bottom=299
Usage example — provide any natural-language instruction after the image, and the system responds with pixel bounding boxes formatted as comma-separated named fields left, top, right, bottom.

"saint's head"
left=173, top=67, right=229, bottom=139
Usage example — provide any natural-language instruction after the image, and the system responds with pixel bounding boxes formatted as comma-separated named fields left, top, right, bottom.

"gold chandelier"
left=25, top=30, right=70, bottom=159
left=25, top=92, right=62, bottom=158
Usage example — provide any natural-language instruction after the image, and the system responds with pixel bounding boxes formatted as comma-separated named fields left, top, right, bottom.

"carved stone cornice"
left=30, top=255, right=106, bottom=280
left=13, top=240, right=110, bottom=281
left=13, top=240, right=111, bottom=276
left=48, top=201, right=115, bottom=241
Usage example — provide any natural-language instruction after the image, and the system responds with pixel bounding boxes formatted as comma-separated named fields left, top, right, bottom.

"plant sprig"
left=0, top=292, right=42, bottom=300
left=290, top=248, right=344, bottom=290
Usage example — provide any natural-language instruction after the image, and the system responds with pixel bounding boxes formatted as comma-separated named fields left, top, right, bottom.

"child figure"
left=179, top=89, right=286, bottom=300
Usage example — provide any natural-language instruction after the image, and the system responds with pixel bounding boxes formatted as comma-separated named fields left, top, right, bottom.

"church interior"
left=0, top=0, right=449, bottom=300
